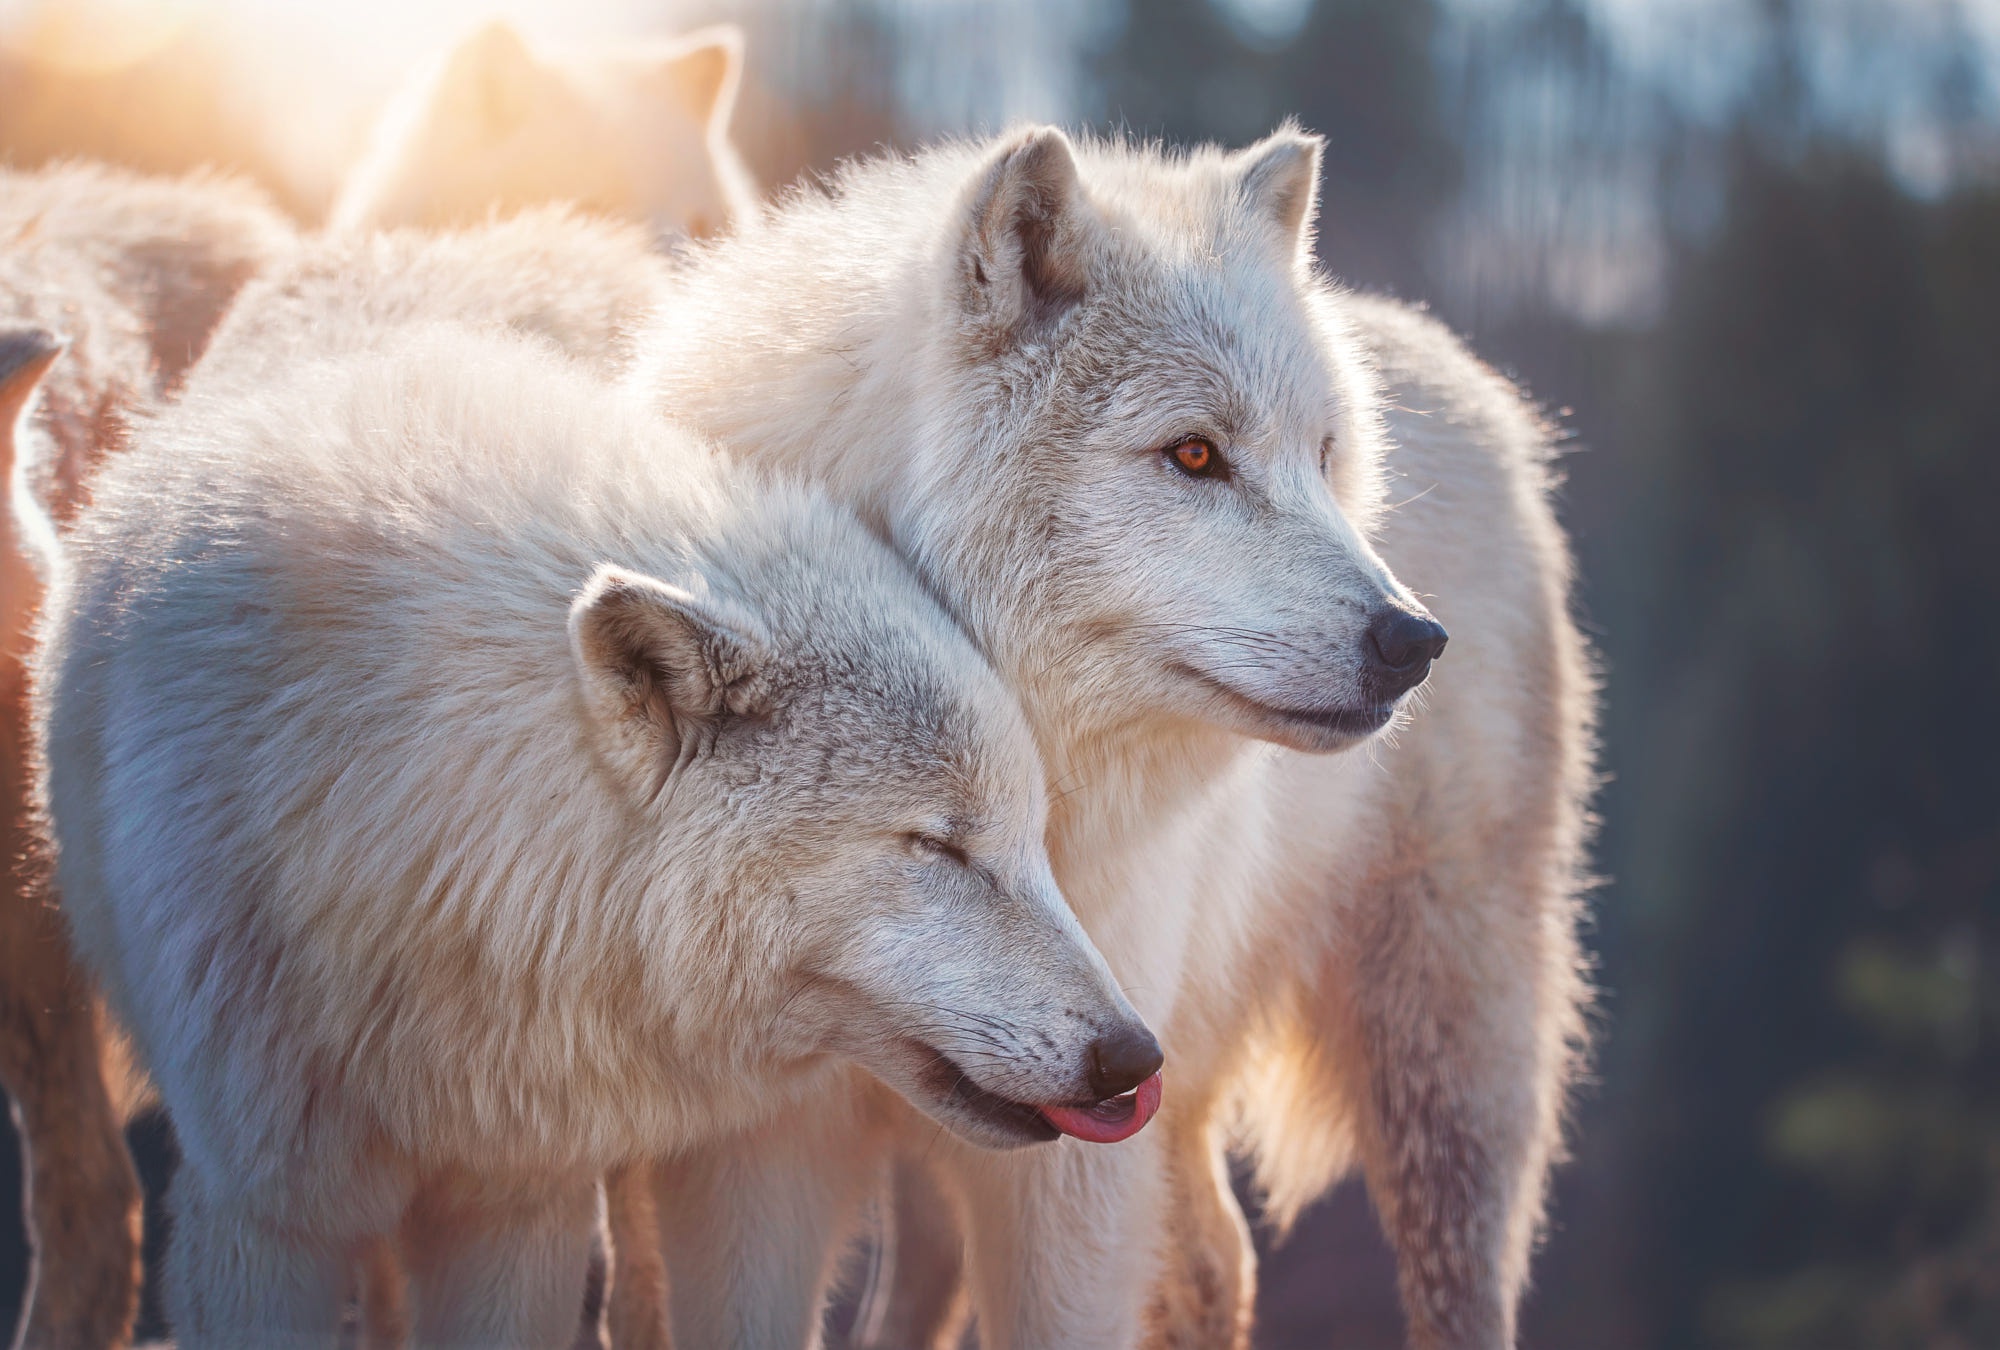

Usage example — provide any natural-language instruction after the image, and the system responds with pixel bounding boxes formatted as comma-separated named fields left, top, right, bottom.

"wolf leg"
left=1315, top=856, right=1586, bottom=1350
left=648, top=1110, right=886, bottom=1350
left=0, top=894, right=141, bottom=1350
left=602, top=1164, right=671, bottom=1350
left=946, top=1129, right=1166, bottom=1350
left=398, top=1168, right=598, bottom=1350
left=1, top=538, right=142, bottom=1350
left=354, top=1235, right=408, bottom=1350
left=1140, top=1115, right=1254, bottom=1350
left=162, top=1172, right=355, bottom=1350
left=849, top=1155, right=969, bottom=1350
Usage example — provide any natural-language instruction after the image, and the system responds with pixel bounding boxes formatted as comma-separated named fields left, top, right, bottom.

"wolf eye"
left=1320, top=435, right=1334, bottom=477
left=909, top=834, right=971, bottom=868
left=1165, top=437, right=1228, bottom=480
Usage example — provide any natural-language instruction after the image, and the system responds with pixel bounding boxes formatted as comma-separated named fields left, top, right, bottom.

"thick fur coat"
left=618, top=128, right=1595, bottom=1350
left=34, top=314, right=1154, bottom=1348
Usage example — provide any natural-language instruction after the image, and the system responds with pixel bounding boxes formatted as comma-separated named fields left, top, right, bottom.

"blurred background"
left=2, top=0, right=1996, bottom=1345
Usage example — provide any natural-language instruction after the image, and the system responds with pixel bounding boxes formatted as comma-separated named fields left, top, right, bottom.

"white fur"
left=34, top=317, right=1153, bottom=1348
left=622, top=128, right=1594, bottom=1349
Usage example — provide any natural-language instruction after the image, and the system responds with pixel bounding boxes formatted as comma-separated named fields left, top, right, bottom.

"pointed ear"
left=1233, top=128, right=1324, bottom=261
left=956, top=126, right=1096, bottom=338
left=658, top=26, right=743, bottom=129
left=569, top=565, right=773, bottom=795
left=437, top=19, right=541, bottom=141
left=0, top=329, right=61, bottom=477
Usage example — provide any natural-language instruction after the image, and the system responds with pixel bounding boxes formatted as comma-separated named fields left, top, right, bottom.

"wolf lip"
left=1177, top=664, right=1397, bottom=738
left=912, top=1044, right=1060, bottom=1144
left=912, top=1047, right=1164, bottom=1147
left=1037, top=1071, right=1164, bottom=1144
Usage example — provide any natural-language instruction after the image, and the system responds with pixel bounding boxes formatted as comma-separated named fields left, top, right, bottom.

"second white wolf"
left=33, top=302, right=1160, bottom=1346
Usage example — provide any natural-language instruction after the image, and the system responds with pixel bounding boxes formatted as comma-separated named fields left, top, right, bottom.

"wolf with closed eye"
left=34, top=313, right=1163, bottom=1349
left=614, top=126, right=1595, bottom=1350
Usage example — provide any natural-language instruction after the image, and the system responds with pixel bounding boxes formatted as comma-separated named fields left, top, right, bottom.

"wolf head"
left=640, top=127, right=1442, bottom=763
left=568, top=496, right=1160, bottom=1149
left=332, top=20, right=756, bottom=241
left=909, top=128, right=1446, bottom=754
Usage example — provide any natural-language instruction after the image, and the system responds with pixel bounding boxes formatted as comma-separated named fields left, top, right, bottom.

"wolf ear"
left=658, top=26, right=744, bottom=129
left=956, top=126, right=1095, bottom=338
left=437, top=19, right=541, bottom=141
left=0, top=328, right=62, bottom=478
left=570, top=564, right=773, bottom=796
left=1233, top=128, right=1324, bottom=261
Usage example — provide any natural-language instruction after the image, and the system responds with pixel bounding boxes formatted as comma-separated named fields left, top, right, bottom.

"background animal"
left=330, top=20, right=756, bottom=240
left=0, top=165, right=295, bottom=1350
left=37, top=309, right=1159, bottom=1348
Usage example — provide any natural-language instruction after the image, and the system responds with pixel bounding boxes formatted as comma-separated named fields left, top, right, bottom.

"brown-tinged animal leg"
left=1, top=329, right=141, bottom=1350
left=355, top=1234, right=409, bottom=1350
left=0, top=914, right=141, bottom=1350
left=603, top=1164, right=671, bottom=1350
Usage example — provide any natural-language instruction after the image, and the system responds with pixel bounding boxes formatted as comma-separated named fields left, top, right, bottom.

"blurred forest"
left=2, top=0, right=1997, bottom=1346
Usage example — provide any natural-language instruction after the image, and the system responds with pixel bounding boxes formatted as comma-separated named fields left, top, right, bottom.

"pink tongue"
left=1038, top=1072, right=1164, bottom=1144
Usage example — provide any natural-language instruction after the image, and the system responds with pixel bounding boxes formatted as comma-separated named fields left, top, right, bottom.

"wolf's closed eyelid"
left=909, top=832, right=972, bottom=867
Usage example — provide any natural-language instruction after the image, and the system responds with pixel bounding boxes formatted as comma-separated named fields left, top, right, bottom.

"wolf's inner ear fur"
left=958, top=126, right=1095, bottom=338
left=0, top=328, right=62, bottom=475
left=1234, top=128, right=1325, bottom=261
left=570, top=564, right=773, bottom=792
left=659, top=26, right=744, bottom=128
left=439, top=19, right=541, bottom=141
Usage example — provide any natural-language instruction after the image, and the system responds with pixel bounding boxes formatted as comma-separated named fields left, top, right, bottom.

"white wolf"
left=330, top=19, right=757, bottom=241
left=0, top=164, right=693, bottom=1346
left=619, top=127, right=1594, bottom=1349
left=33, top=313, right=1164, bottom=1348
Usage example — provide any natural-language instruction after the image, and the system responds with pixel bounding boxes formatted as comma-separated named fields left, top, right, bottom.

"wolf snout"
left=1364, top=607, right=1449, bottom=700
left=1087, top=1022, right=1165, bottom=1099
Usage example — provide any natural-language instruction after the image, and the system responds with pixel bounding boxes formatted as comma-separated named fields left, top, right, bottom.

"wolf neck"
left=1038, top=716, right=1255, bottom=873
left=641, top=157, right=970, bottom=505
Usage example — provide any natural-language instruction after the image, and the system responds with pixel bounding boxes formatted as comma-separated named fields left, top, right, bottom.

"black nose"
left=1365, top=608, right=1449, bottom=699
left=1087, top=1025, right=1165, bottom=1100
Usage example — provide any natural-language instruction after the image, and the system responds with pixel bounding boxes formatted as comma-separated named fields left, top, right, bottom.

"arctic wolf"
left=331, top=20, right=757, bottom=240
left=623, top=127, right=1594, bottom=1349
left=34, top=315, right=1162, bottom=1349
left=0, top=164, right=295, bottom=1350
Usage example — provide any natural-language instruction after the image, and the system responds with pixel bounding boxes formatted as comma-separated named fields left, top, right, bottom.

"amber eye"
left=1167, top=437, right=1225, bottom=479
